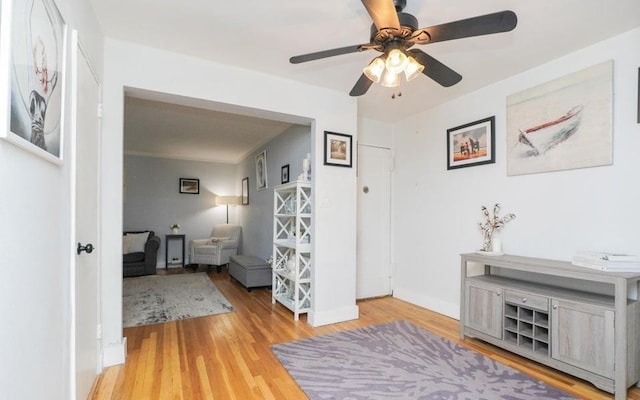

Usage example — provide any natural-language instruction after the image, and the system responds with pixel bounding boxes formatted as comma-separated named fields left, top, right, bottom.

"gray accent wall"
left=237, top=124, right=311, bottom=260
left=123, top=124, right=310, bottom=267
left=124, top=155, right=238, bottom=267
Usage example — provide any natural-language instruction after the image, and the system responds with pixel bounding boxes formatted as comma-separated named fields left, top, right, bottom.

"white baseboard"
left=393, top=286, right=460, bottom=320
left=102, top=337, right=127, bottom=367
left=308, top=304, right=359, bottom=327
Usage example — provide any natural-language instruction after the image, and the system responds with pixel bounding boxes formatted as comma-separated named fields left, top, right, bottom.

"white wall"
left=102, top=39, right=359, bottom=365
left=391, top=27, right=640, bottom=320
left=0, top=0, right=103, bottom=398
left=123, top=155, right=239, bottom=266
left=237, top=124, right=311, bottom=260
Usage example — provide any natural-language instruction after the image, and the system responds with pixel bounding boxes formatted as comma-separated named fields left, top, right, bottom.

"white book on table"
left=572, top=255, right=640, bottom=272
left=576, top=250, right=640, bottom=262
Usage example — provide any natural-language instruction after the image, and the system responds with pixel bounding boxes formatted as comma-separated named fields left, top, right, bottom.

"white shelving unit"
left=272, top=181, right=312, bottom=320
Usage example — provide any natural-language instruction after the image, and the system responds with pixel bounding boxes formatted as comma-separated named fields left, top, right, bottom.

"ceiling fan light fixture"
left=385, top=48, right=409, bottom=75
left=380, top=70, right=401, bottom=88
left=363, top=57, right=385, bottom=83
left=404, top=56, right=424, bottom=81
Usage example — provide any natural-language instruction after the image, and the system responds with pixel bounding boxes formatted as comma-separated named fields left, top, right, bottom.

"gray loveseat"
left=123, top=230, right=160, bottom=277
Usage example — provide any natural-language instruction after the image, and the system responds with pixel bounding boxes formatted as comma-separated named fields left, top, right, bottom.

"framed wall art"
left=281, top=164, right=289, bottom=184
left=323, top=131, right=352, bottom=168
left=255, top=149, right=268, bottom=191
left=241, top=176, right=249, bottom=205
left=507, top=60, right=613, bottom=176
left=446, top=116, right=495, bottom=170
left=179, top=178, right=199, bottom=194
left=0, top=0, right=67, bottom=164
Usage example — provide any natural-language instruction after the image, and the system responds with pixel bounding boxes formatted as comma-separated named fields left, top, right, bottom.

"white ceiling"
left=93, top=0, right=640, bottom=162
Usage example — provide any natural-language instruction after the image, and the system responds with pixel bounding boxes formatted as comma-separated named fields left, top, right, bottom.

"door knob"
left=363, top=186, right=369, bottom=193
left=77, top=242, right=94, bottom=255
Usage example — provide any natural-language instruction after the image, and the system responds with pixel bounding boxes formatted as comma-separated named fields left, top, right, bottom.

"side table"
left=165, top=234, right=185, bottom=269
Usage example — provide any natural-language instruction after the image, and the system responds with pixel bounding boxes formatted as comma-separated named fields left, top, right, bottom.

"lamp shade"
left=215, top=195, right=241, bottom=206
left=404, top=56, right=424, bottom=81
left=385, top=49, right=409, bottom=74
left=380, top=70, right=400, bottom=88
left=363, top=57, right=385, bottom=83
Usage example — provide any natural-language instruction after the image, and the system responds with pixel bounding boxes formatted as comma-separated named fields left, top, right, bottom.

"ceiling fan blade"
left=361, top=0, right=400, bottom=31
left=349, top=74, right=374, bottom=96
left=290, top=44, right=370, bottom=64
left=410, top=10, right=517, bottom=45
left=409, top=49, right=462, bottom=87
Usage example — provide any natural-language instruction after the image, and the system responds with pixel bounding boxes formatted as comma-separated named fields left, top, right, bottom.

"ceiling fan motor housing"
left=370, top=12, right=419, bottom=48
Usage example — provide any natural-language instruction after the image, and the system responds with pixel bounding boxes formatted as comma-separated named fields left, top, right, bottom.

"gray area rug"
left=272, top=320, right=576, bottom=400
left=123, top=273, right=233, bottom=327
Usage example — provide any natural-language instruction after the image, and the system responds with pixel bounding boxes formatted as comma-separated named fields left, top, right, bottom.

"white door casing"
left=72, top=31, right=102, bottom=400
left=356, top=144, right=392, bottom=299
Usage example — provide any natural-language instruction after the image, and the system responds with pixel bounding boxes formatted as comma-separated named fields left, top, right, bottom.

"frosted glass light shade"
left=363, top=57, right=385, bottom=82
left=404, top=56, right=424, bottom=81
left=380, top=71, right=400, bottom=88
left=385, top=49, right=409, bottom=74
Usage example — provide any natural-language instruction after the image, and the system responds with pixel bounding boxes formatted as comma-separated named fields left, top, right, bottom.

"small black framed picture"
left=179, top=178, right=200, bottom=194
left=324, top=131, right=352, bottom=168
left=241, top=177, right=249, bottom=205
left=281, top=164, right=290, bottom=184
left=446, top=116, right=496, bottom=170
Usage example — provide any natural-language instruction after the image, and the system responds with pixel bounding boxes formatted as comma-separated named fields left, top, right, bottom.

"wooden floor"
left=91, top=268, right=640, bottom=399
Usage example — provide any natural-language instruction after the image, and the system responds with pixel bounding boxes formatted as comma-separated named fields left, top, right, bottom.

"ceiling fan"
left=289, top=0, right=517, bottom=96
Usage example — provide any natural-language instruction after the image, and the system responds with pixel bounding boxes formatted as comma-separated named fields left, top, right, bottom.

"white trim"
left=307, top=305, right=359, bottom=327
left=393, top=285, right=460, bottom=320
left=102, top=338, right=127, bottom=367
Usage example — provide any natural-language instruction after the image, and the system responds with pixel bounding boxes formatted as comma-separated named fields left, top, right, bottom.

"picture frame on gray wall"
left=281, top=164, right=290, bottom=184
left=241, top=177, right=249, bottom=205
left=179, top=178, right=199, bottom=194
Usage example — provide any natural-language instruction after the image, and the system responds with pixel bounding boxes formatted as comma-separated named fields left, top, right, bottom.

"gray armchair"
left=123, top=230, right=160, bottom=277
left=189, top=224, right=242, bottom=272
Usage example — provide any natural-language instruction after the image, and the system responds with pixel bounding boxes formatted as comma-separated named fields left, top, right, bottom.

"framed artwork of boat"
left=507, top=61, right=613, bottom=176
left=446, top=116, right=495, bottom=170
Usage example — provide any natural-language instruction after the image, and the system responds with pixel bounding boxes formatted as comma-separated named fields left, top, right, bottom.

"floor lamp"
left=215, top=195, right=241, bottom=224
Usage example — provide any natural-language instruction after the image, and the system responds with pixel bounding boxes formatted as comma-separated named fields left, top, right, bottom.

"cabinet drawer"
left=504, top=290, right=548, bottom=311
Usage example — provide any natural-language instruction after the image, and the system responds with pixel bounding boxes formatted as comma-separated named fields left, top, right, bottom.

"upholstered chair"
left=189, top=224, right=242, bottom=272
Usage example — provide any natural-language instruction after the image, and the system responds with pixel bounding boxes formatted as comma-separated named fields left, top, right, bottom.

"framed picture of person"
left=1, top=0, right=67, bottom=164
left=255, top=150, right=268, bottom=190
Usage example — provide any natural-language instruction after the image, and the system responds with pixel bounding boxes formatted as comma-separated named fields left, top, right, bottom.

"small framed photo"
left=179, top=178, right=200, bottom=194
left=446, top=116, right=495, bottom=170
left=255, top=150, right=268, bottom=191
left=281, top=164, right=290, bottom=184
left=324, top=131, right=352, bottom=168
left=241, top=177, right=249, bottom=205
left=1, top=0, right=68, bottom=164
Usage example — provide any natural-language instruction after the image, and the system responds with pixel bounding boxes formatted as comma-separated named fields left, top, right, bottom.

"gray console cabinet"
left=460, top=253, right=640, bottom=400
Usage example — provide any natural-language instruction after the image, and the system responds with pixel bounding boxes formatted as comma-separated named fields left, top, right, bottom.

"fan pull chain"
left=391, top=92, right=402, bottom=99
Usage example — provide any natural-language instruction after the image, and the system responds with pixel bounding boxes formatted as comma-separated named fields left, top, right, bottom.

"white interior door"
left=356, top=144, right=392, bottom=299
left=73, top=33, right=101, bottom=400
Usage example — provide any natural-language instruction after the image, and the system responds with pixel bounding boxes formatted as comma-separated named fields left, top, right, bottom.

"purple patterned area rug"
left=271, top=320, right=576, bottom=400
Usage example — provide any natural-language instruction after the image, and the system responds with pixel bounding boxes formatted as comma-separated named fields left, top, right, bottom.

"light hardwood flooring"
left=91, top=268, right=640, bottom=399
